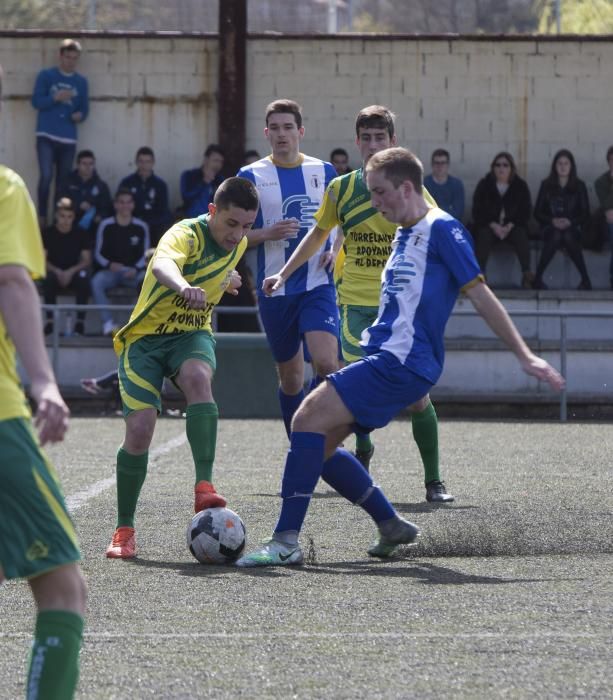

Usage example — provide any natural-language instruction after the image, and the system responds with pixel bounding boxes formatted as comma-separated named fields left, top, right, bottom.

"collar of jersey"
left=269, top=153, right=305, bottom=169
left=199, top=214, right=227, bottom=258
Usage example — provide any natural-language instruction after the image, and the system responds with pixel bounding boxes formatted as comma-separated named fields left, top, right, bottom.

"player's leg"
left=258, top=293, right=305, bottom=437
left=0, top=417, right=86, bottom=699
left=338, top=304, right=378, bottom=469
left=171, top=332, right=226, bottom=511
left=107, top=337, right=165, bottom=558
left=300, top=284, right=341, bottom=386
left=408, top=394, right=454, bottom=503
left=237, top=357, right=424, bottom=567
left=27, top=564, right=87, bottom=700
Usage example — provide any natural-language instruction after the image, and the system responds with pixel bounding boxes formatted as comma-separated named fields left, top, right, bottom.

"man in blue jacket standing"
left=32, top=39, right=89, bottom=226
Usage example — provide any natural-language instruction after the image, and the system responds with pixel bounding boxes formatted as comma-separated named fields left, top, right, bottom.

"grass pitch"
left=1, top=417, right=612, bottom=698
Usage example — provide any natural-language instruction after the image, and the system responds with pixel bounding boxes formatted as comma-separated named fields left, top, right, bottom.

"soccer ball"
left=187, top=507, right=246, bottom=564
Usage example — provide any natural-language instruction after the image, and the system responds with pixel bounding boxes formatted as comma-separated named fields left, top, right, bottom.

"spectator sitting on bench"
left=533, top=149, right=592, bottom=291
left=472, top=151, right=534, bottom=289
left=59, top=148, right=113, bottom=247
left=180, top=144, right=225, bottom=218
left=42, top=197, right=91, bottom=335
left=91, top=189, right=149, bottom=336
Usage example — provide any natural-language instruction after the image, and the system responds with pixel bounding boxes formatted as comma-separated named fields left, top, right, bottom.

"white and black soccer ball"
left=187, top=507, right=246, bottom=564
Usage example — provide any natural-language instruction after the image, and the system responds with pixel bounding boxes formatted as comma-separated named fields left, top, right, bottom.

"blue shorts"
left=259, top=285, right=339, bottom=363
left=327, top=351, right=434, bottom=432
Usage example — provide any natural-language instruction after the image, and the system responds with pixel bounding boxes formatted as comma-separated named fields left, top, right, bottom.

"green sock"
left=411, top=401, right=440, bottom=485
left=186, top=402, right=218, bottom=484
left=116, top=447, right=148, bottom=528
left=27, top=610, right=84, bottom=700
left=355, top=431, right=373, bottom=454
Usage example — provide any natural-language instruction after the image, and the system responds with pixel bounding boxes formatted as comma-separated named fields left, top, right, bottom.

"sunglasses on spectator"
left=494, top=162, right=511, bottom=168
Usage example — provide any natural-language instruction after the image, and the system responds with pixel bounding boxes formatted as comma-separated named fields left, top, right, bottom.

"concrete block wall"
left=0, top=35, right=219, bottom=209
left=1, top=33, right=612, bottom=218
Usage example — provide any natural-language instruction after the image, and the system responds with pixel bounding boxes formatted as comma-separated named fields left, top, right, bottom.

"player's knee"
left=409, top=394, right=431, bottom=413
left=312, top=357, right=338, bottom=379
left=30, top=564, right=87, bottom=615
left=125, top=413, right=155, bottom=453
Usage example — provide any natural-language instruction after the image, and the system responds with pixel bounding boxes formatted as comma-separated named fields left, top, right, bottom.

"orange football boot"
left=194, top=480, right=227, bottom=512
left=105, top=526, right=137, bottom=558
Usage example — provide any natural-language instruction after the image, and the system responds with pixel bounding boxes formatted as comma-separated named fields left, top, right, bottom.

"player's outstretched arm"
left=262, top=224, right=331, bottom=295
left=0, top=265, right=69, bottom=444
left=152, top=257, right=206, bottom=309
left=465, top=281, right=565, bottom=391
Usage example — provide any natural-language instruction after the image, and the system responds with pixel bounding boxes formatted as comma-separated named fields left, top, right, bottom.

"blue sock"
left=322, top=448, right=395, bottom=523
left=274, top=431, right=325, bottom=535
left=278, top=388, right=304, bottom=439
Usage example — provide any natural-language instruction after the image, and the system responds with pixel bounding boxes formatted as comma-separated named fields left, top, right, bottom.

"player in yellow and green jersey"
left=0, top=66, right=87, bottom=699
left=105, top=177, right=259, bottom=558
left=263, top=105, right=454, bottom=503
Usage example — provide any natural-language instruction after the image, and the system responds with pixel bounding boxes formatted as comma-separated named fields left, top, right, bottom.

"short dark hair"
left=60, top=39, right=82, bottom=54
left=136, top=146, right=155, bottom=160
left=606, top=145, right=613, bottom=161
left=431, top=148, right=450, bottom=163
left=77, top=149, right=95, bottom=162
left=365, top=147, right=424, bottom=193
left=115, top=188, right=134, bottom=201
left=204, top=144, right=225, bottom=159
left=214, top=177, right=259, bottom=212
left=244, top=149, right=261, bottom=161
left=330, top=148, right=349, bottom=160
left=265, top=99, right=303, bottom=128
left=355, top=105, right=395, bottom=139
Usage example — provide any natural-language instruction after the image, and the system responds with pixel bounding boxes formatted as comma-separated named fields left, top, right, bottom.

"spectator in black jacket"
left=180, top=144, right=225, bottom=218
left=91, top=189, right=150, bottom=335
left=472, top=151, right=533, bottom=289
left=117, top=146, right=172, bottom=246
left=42, top=197, right=92, bottom=335
left=59, top=149, right=112, bottom=246
left=533, top=149, right=592, bottom=290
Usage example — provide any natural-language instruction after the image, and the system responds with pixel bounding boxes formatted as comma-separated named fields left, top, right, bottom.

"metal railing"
left=42, top=304, right=613, bottom=422
left=41, top=301, right=262, bottom=370
left=451, top=307, right=613, bottom=421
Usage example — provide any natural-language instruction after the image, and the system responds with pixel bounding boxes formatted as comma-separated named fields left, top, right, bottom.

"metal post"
left=555, top=0, right=561, bottom=34
left=87, top=0, right=97, bottom=30
left=560, top=315, right=567, bottom=422
left=328, top=0, right=338, bottom=33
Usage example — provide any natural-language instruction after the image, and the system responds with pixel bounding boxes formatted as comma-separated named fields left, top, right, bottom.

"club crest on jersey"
left=310, top=174, right=321, bottom=189
left=281, top=194, right=319, bottom=229
left=386, top=254, right=416, bottom=293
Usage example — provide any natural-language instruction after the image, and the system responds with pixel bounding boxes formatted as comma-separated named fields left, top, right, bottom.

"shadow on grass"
left=302, top=560, right=577, bottom=586
left=125, top=556, right=291, bottom=579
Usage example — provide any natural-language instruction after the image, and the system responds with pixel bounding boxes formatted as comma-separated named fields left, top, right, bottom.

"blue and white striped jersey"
left=361, top=208, right=482, bottom=383
left=238, top=154, right=337, bottom=297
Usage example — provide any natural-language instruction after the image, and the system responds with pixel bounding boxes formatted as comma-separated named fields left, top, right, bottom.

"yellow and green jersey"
left=315, top=168, right=436, bottom=306
left=0, top=165, right=46, bottom=422
left=113, top=215, right=247, bottom=355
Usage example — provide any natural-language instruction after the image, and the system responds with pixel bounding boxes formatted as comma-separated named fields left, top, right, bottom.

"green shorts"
left=118, top=331, right=217, bottom=416
left=339, top=304, right=378, bottom=363
left=0, top=418, right=81, bottom=581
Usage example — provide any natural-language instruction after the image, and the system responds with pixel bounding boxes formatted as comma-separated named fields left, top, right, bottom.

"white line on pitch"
left=1, top=631, right=610, bottom=641
left=65, top=433, right=187, bottom=513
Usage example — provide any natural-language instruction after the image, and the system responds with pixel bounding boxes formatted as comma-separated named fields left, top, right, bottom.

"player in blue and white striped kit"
left=237, top=147, right=565, bottom=567
left=238, top=99, right=340, bottom=437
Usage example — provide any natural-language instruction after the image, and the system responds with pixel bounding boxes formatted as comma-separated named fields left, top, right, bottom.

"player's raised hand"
left=225, top=270, right=242, bottom=296
left=262, top=274, right=284, bottom=296
left=521, top=355, right=565, bottom=391
left=180, top=285, right=206, bottom=309
left=30, top=380, right=70, bottom=445
left=267, top=218, right=300, bottom=241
